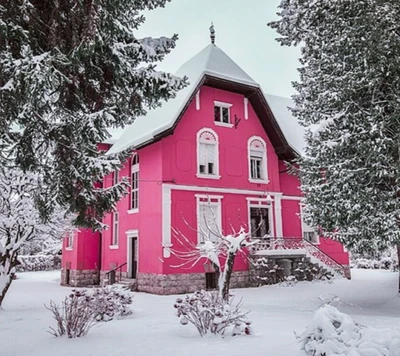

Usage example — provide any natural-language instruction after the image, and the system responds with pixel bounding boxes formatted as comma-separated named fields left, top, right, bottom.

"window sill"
left=65, top=247, right=73, bottom=251
left=248, top=178, right=269, bottom=184
left=127, top=208, right=139, bottom=214
left=214, top=122, right=233, bottom=128
left=109, top=245, right=119, bottom=249
left=196, top=173, right=221, bottom=180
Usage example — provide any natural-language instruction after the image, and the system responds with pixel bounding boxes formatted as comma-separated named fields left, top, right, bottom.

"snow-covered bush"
left=350, top=247, right=398, bottom=271
left=298, top=304, right=400, bottom=355
left=46, top=286, right=134, bottom=337
left=92, top=285, right=133, bottom=322
left=16, top=254, right=61, bottom=272
left=45, top=290, right=97, bottom=338
left=174, top=290, right=251, bottom=337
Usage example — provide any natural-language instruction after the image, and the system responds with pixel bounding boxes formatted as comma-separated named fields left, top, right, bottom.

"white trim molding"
left=282, top=195, right=303, bottom=201
left=195, top=90, right=200, bottom=110
left=274, top=194, right=283, bottom=237
left=109, top=245, right=119, bottom=250
left=214, top=121, right=234, bottom=128
left=214, top=100, right=233, bottom=108
left=247, top=198, right=275, bottom=237
left=196, top=194, right=223, bottom=243
left=244, top=97, right=249, bottom=120
left=248, top=136, right=269, bottom=184
left=162, top=185, right=172, bottom=258
left=163, top=183, right=284, bottom=197
left=126, top=229, right=139, bottom=278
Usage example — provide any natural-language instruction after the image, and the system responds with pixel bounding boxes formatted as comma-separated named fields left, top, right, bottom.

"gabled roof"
left=107, top=44, right=304, bottom=160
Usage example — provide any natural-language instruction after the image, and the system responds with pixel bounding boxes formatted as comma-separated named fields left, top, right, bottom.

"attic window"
left=214, top=101, right=233, bottom=127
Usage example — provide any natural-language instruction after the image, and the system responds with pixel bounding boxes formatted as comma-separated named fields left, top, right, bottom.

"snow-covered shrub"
left=298, top=304, right=400, bottom=355
left=350, top=247, right=398, bottom=271
left=278, top=275, right=297, bottom=287
left=45, top=290, right=97, bottom=338
left=174, top=290, right=251, bottom=337
left=92, top=285, right=133, bottom=321
left=16, top=254, right=61, bottom=272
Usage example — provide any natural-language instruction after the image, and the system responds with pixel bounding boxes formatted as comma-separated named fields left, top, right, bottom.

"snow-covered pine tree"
left=0, top=1, right=187, bottom=229
left=0, top=167, right=71, bottom=307
left=269, top=2, right=400, bottom=258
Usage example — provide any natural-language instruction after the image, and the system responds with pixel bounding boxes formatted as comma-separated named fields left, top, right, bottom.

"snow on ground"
left=0, top=269, right=399, bottom=356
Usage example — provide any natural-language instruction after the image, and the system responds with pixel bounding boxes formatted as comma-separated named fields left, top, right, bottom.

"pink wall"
left=62, top=229, right=100, bottom=270
left=161, top=86, right=280, bottom=192
left=279, top=161, right=301, bottom=196
left=164, top=190, right=249, bottom=275
left=100, top=141, right=164, bottom=274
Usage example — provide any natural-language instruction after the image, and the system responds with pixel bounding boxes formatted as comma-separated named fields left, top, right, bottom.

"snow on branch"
left=168, top=203, right=260, bottom=300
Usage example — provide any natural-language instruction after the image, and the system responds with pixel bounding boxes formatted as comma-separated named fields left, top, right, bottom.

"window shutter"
left=206, top=144, right=215, bottom=163
left=199, top=143, right=206, bottom=165
left=250, top=149, right=263, bottom=158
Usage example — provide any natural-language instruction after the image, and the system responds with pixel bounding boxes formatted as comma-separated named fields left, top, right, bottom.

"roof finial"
left=210, top=22, right=215, bottom=45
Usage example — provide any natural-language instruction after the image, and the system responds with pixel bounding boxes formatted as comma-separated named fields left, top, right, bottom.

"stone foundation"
left=61, top=268, right=100, bottom=287
left=249, top=255, right=335, bottom=285
left=136, top=270, right=251, bottom=295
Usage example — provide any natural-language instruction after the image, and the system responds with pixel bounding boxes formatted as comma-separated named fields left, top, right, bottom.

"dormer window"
left=214, top=101, right=233, bottom=127
left=197, top=128, right=220, bottom=179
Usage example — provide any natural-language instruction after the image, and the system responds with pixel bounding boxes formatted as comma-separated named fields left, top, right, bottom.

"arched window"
left=130, top=153, right=139, bottom=212
left=248, top=136, right=268, bottom=183
left=196, top=128, right=220, bottom=179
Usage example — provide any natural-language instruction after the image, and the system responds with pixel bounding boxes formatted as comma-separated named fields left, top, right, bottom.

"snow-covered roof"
left=107, top=44, right=305, bottom=156
left=265, top=94, right=305, bottom=154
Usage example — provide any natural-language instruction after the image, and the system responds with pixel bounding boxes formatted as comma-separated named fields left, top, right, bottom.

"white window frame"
left=248, top=136, right=268, bottom=184
left=110, top=211, right=119, bottom=248
left=300, top=204, right=320, bottom=244
left=214, top=101, right=233, bottom=128
left=128, top=153, right=139, bottom=214
left=65, top=229, right=76, bottom=250
left=196, top=194, right=223, bottom=244
left=247, top=198, right=274, bottom=238
left=113, top=169, right=119, bottom=185
left=196, top=128, right=220, bottom=179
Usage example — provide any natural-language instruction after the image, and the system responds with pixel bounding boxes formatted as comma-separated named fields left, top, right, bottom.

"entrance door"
left=250, top=207, right=270, bottom=238
left=130, top=237, right=138, bottom=279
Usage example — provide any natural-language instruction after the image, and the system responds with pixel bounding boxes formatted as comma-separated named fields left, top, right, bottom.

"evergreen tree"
left=0, top=1, right=187, bottom=229
left=269, top=1, right=400, bottom=254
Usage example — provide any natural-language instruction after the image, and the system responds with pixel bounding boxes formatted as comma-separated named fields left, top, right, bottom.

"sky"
left=136, top=0, right=301, bottom=98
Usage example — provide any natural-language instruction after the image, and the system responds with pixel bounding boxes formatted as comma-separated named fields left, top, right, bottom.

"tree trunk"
left=221, top=252, right=235, bottom=301
left=0, top=275, right=13, bottom=307
left=397, top=243, right=400, bottom=294
left=0, top=252, right=17, bottom=307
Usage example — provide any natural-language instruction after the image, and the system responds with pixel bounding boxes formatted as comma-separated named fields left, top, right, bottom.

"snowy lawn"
left=1, top=269, right=399, bottom=356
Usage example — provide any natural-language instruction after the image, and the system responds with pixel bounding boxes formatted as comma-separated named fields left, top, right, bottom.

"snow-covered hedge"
left=16, top=254, right=61, bottom=272
left=174, top=290, right=251, bottom=337
left=298, top=304, right=400, bottom=355
left=350, top=247, right=398, bottom=271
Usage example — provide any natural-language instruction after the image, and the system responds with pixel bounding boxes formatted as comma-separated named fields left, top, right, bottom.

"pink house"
left=61, top=39, right=350, bottom=293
